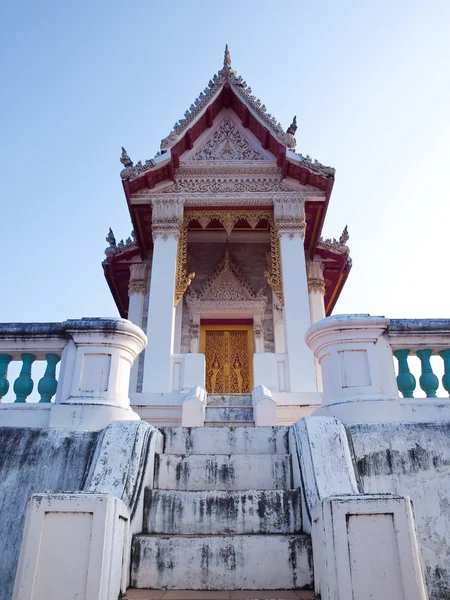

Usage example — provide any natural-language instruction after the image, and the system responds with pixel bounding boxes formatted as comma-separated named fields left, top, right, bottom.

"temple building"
left=4, top=46, right=447, bottom=600
left=103, top=46, right=351, bottom=426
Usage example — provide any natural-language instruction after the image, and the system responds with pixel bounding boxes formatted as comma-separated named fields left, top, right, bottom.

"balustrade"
left=0, top=318, right=147, bottom=430
left=389, top=319, right=450, bottom=399
left=0, top=353, right=62, bottom=403
left=305, top=315, right=450, bottom=416
left=0, top=323, right=66, bottom=403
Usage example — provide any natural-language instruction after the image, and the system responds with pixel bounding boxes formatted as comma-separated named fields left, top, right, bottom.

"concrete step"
left=131, top=534, right=313, bottom=590
left=155, top=454, right=292, bottom=491
left=207, top=394, right=253, bottom=407
left=144, top=489, right=301, bottom=535
left=203, top=421, right=255, bottom=427
left=160, top=426, right=289, bottom=455
left=205, top=407, right=254, bottom=422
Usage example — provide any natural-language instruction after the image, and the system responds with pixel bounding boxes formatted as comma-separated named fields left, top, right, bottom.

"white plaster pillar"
left=143, top=197, right=184, bottom=393
left=307, top=261, right=326, bottom=323
left=254, top=315, right=265, bottom=353
left=272, top=291, right=286, bottom=353
left=307, top=260, right=326, bottom=392
left=128, top=262, right=148, bottom=393
left=189, top=318, right=200, bottom=354
left=274, top=195, right=316, bottom=393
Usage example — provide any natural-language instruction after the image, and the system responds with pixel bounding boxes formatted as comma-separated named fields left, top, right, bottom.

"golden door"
left=199, top=325, right=254, bottom=394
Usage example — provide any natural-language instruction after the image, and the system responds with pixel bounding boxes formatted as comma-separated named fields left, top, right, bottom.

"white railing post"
left=305, top=315, right=399, bottom=422
left=50, top=318, right=147, bottom=430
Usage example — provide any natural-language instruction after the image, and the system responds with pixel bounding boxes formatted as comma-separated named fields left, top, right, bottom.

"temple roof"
left=119, top=46, right=335, bottom=184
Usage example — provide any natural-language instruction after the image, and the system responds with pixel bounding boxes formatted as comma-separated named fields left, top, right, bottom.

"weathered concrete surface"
left=348, top=422, right=450, bottom=600
left=204, top=407, right=254, bottom=423
left=160, top=426, right=289, bottom=455
left=144, top=489, right=301, bottom=534
left=207, top=395, right=253, bottom=407
left=0, top=426, right=98, bottom=600
left=289, top=417, right=358, bottom=533
left=131, top=534, right=312, bottom=590
left=85, top=420, right=163, bottom=535
left=155, top=454, right=291, bottom=491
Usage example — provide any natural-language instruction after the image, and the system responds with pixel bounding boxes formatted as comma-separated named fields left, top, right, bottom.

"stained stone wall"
left=347, top=422, right=450, bottom=600
left=180, top=241, right=274, bottom=354
left=0, top=427, right=98, bottom=600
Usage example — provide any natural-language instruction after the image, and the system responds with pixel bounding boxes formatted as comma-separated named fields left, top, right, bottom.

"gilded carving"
left=205, top=330, right=251, bottom=394
left=174, top=209, right=284, bottom=306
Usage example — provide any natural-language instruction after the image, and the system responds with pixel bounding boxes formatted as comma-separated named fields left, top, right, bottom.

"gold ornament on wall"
left=174, top=209, right=284, bottom=306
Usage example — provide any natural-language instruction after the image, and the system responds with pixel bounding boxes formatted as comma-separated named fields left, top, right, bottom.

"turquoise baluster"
left=38, top=354, right=60, bottom=403
left=393, top=349, right=416, bottom=398
left=417, top=349, right=439, bottom=398
left=13, top=353, right=36, bottom=402
left=439, top=349, right=450, bottom=397
left=0, top=354, right=13, bottom=400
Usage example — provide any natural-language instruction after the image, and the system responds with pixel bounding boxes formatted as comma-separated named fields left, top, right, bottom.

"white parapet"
left=0, top=318, right=147, bottom=430
left=312, top=494, right=428, bottom=600
left=181, top=385, right=207, bottom=427
left=305, top=314, right=402, bottom=422
left=252, top=384, right=277, bottom=426
left=50, top=318, right=147, bottom=430
left=13, top=492, right=129, bottom=600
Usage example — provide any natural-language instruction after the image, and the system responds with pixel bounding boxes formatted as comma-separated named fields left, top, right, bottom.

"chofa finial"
left=120, top=147, right=133, bottom=168
left=287, top=116, right=297, bottom=136
left=339, top=225, right=349, bottom=245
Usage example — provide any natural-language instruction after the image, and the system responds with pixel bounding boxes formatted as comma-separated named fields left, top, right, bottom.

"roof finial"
left=220, top=44, right=236, bottom=77
left=120, top=147, right=133, bottom=168
left=224, top=44, right=231, bottom=70
left=286, top=116, right=297, bottom=136
left=339, top=225, right=349, bottom=245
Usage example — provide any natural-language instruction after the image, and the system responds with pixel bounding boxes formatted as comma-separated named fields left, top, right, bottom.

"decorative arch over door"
left=175, top=208, right=283, bottom=307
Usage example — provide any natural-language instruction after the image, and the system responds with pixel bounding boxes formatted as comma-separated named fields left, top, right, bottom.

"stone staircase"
left=205, top=394, right=254, bottom=426
left=130, top=426, right=313, bottom=591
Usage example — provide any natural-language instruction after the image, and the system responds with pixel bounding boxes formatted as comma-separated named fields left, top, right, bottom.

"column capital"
left=151, top=197, right=185, bottom=241
left=307, top=260, right=326, bottom=295
left=273, top=195, right=306, bottom=240
left=128, top=263, right=148, bottom=296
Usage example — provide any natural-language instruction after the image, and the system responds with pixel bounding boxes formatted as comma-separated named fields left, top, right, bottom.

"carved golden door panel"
left=200, top=325, right=254, bottom=394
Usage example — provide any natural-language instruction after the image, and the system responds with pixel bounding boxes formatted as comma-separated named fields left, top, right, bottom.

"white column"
left=143, top=197, right=184, bottom=393
left=307, top=261, right=326, bottom=323
left=272, top=291, right=286, bottom=353
left=307, top=261, right=326, bottom=392
left=274, top=195, right=316, bottom=393
left=128, top=263, right=148, bottom=393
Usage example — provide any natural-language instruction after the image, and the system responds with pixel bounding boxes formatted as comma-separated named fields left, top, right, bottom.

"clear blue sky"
left=1, top=0, right=449, bottom=323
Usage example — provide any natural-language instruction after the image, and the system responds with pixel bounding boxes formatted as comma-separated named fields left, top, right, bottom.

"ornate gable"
left=192, top=117, right=264, bottom=161
left=198, top=249, right=259, bottom=301
left=186, top=250, right=268, bottom=328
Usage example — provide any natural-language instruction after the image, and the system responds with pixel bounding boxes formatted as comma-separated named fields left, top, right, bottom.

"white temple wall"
left=179, top=241, right=274, bottom=354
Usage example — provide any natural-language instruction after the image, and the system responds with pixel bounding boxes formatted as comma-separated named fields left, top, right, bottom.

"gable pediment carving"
left=186, top=249, right=268, bottom=321
left=192, top=117, right=264, bottom=161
